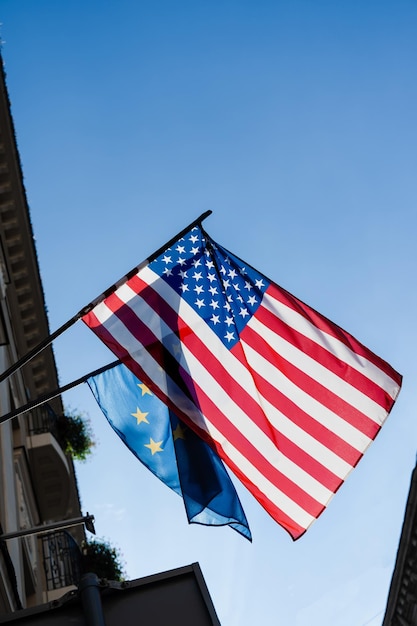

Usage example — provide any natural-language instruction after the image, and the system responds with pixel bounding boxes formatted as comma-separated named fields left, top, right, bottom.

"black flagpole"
left=0, top=359, right=121, bottom=426
left=0, top=210, right=212, bottom=387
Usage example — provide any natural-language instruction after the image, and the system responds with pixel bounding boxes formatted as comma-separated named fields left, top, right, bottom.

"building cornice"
left=0, top=57, right=62, bottom=409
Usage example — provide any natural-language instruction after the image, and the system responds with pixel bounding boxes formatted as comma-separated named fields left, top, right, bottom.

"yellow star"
left=144, top=438, right=163, bottom=455
left=137, top=382, right=152, bottom=396
left=131, top=407, right=149, bottom=425
left=173, top=423, right=186, bottom=441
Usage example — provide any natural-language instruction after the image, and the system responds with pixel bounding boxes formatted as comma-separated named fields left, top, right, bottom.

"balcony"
left=26, top=405, right=72, bottom=522
left=41, top=530, right=82, bottom=602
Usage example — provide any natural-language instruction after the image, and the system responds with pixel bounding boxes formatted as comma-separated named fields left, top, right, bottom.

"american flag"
left=82, top=223, right=402, bottom=539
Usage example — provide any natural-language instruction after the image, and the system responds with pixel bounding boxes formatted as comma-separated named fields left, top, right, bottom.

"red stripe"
left=266, top=283, right=402, bottom=387
left=82, top=310, right=132, bottom=362
left=242, top=322, right=380, bottom=439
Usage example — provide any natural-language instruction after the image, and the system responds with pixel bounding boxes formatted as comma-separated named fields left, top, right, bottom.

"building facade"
left=383, top=462, right=417, bottom=625
left=0, top=55, right=84, bottom=613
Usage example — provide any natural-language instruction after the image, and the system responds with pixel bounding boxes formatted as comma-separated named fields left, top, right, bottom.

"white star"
left=205, top=260, right=214, bottom=269
left=180, top=283, right=189, bottom=293
left=163, top=268, right=173, bottom=277
left=248, top=295, right=257, bottom=306
left=224, top=301, right=231, bottom=311
left=228, top=269, right=237, bottom=279
left=233, top=283, right=240, bottom=291
left=209, top=299, right=219, bottom=310
left=239, top=266, right=247, bottom=275
left=207, top=273, right=217, bottom=283
left=244, top=281, right=252, bottom=291
left=225, top=331, right=235, bottom=342
left=195, top=298, right=205, bottom=309
left=178, top=257, right=187, bottom=266
left=220, top=265, right=227, bottom=275
left=191, top=246, right=200, bottom=255
left=179, top=269, right=188, bottom=279
left=193, top=271, right=203, bottom=281
left=237, top=294, right=244, bottom=303
left=209, top=286, right=218, bottom=295
left=225, top=316, right=234, bottom=327
left=239, top=307, right=249, bottom=318
left=255, top=279, right=265, bottom=289
left=194, top=284, right=204, bottom=294
left=189, top=234, right=199, bottom=243
left=162, top=255, right=172, bottom=264
left=222, top=279, right=230, bottom=289
left=192, top=258, right=202, bottom=268
left=211, top=314, right=220, bottom=325
left=176, top=245, right=186, bottom=254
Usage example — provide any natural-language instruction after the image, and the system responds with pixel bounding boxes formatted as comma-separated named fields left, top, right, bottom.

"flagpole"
left=0, top=360, right=121, bottom=426
left=0, top=210, right=212, bottom=387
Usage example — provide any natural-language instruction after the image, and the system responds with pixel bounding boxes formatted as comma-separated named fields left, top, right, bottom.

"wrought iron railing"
left=41, top=530, right=82, bottom=590
left=27, top=403, right=60, bottom=441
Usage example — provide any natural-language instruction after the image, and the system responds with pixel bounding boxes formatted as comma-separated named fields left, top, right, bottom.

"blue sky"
left=1, top=1, right=417, bottom=624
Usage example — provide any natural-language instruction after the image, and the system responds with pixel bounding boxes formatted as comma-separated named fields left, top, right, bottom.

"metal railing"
left=41, top=530, right=82, bottom=591
left=26, top=403, right=60, bottom=440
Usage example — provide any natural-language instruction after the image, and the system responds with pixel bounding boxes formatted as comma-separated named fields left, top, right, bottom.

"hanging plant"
left=82, top=539, right=125, bottom=581
left=57, top=411, right=95, bottom=461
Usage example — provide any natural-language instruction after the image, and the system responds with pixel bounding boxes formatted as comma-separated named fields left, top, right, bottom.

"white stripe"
left=263, top=290, right=398, bottom=398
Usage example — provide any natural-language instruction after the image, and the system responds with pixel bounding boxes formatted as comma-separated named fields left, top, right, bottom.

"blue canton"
left=150, top=226, right=269, bottom=348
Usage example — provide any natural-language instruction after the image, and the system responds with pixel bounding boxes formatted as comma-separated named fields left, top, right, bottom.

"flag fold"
left=83, top=222, right=402, bottom=539
left=87, top=363, right=251, bottom=540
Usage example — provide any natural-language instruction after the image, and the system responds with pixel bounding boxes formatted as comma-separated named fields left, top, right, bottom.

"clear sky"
left=1, top=1, right=417, bottom=624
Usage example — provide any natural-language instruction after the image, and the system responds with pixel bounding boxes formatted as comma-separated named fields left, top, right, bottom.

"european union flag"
left=87, top=363, right=251, bottom=540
